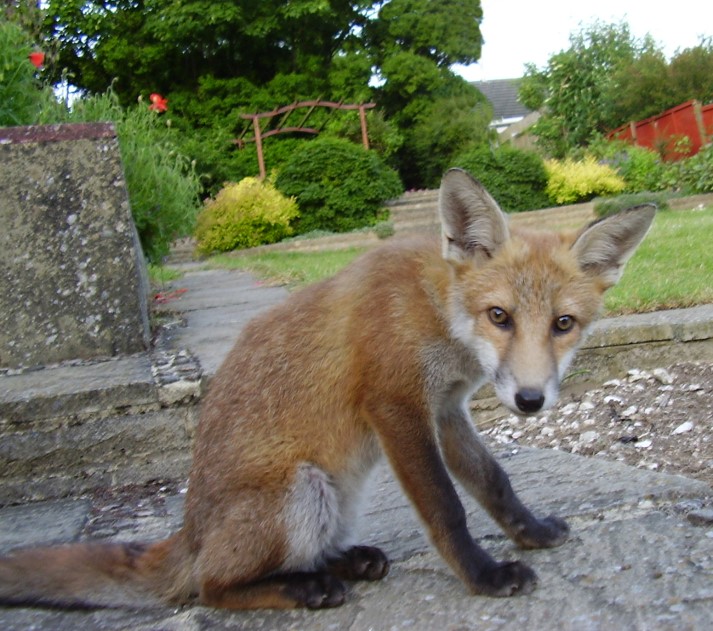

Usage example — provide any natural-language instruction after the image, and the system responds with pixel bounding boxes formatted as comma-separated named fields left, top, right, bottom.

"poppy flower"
left=28, top=52, right=45, bottom=69
left=148, top=93, right=168, bottom=112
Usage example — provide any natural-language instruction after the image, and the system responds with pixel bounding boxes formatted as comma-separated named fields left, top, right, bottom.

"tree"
left=521, top=21, right=713, bottom=159
left=605, top=48, right=671, bottom=124
left=668, top=38, right=713, bottom=106
left=42, top=0, right=375, bottom=101
left=605, top=37, right=713, bottom=128
left=365, top=0, right=486, bottom=187
left=39, top=0, right=488, bottom=189
left=520, top=21, right=661, bottom=157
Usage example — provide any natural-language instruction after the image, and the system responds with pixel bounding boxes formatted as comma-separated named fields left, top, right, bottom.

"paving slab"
left=0, top=448, right=711, bottom=630
left=1, top=263, right=713, bottom=627
left=154, top=267, right=289, bottom=376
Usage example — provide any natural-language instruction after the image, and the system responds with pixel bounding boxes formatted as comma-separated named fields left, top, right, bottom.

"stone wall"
left=0, top=123, right=150, bottom=369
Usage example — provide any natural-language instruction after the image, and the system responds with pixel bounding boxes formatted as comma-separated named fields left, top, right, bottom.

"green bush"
left=593, top=191, right=670, bottom=218
left=403, top=94, right=495, bottom=190
left=545, top=157, right=626, bottom=205
left=0, top=20, right=59, bottom=126
left=275, top=138, right=403, bottom=233
left=674, top=143, right=713, bottom=194
left=612, top=146, right=668, bottom=193
left=194, top=177, right=299, bottom=254
left=63, top=91, right=202, bottom=261
left=591, top=141, right=668, bottom=193
left=592, top=139, right=713, bottom=195
left=323, top=108, right=403, bottom=165
left=451, top=145, right=551, bottom=212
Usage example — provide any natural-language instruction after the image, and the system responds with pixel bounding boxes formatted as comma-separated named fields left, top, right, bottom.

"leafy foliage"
left=275, top=137, right=403, bottom=233
left=451, top=145, right=551, bottom=212
left=521, top=21, right=713, bottom=158
left=194, top=177, right=298, bottom=254
left=0, top=18, right=59, bottom=126
left=669, top=143, right=713, bottom=194
left=399, top=90, right=494, bottom=189
left=593, top=192, right=670, bottom=218
left=590, top=140, right=668, bottom=193
left=520, top=21, right=661, bottom=157
left=593, top=138, right=713, bottom=196
left=545, top=157, right=626, bottom=205
left=39, top=0, right=488, bottom=190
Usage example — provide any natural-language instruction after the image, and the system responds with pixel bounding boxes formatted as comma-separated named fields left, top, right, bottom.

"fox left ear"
left=572, top=204, right=656, bottom=288
left=439, top=168, right=509, bottom=264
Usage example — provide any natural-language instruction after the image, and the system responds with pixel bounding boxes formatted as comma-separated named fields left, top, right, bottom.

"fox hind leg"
left=326, top=545, right=390, bottom=581
left=197, top=462, right=375, bottom=610
left=200, top=572, right=347, bottom=610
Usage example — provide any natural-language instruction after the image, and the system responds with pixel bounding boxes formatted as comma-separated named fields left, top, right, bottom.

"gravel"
left=480, top=362, right=713, bottom=489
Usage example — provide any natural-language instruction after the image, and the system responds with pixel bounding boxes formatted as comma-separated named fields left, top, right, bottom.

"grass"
left=189, top=205, right=713, bottom=315
left=147, top=263, right=183, bottom=285
left=604, top=206, right=713, bottom=314
left=206, top=248, right=367, bottom=288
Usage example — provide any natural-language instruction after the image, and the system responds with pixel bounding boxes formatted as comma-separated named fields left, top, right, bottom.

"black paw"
left=327, top=545, right=390, bottom=581
left=283, top=572, right=346, bottom=609
left=477, top=560, right=538, bottom=597
left=517, top=514, right=570, bottom=549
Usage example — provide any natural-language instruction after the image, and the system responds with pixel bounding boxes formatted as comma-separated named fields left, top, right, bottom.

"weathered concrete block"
left=0, top=123, right=150, bottom=369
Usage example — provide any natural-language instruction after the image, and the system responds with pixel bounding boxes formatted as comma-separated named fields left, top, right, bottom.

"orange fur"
left=0, top=169, right=655, bottom=609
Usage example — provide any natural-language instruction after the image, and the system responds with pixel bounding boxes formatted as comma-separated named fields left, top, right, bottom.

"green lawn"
left=207, top=248, right=367, bottom=288
left=201, top=206, right=713, bottom=315
left=604, top=206, right=713, bottom=314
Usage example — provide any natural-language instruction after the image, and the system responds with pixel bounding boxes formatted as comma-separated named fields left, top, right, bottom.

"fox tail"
left=0, top=534, right=192, bottom=609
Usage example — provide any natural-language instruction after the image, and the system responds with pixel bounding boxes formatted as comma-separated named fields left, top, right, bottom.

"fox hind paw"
left=477, top=560, right=538, bottom=597
left=282, top=572, right=347, bottom=609
left=327, top=545, right=390, bottom=581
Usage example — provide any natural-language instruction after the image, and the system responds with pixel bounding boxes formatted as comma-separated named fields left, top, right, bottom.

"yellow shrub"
left=545, top=156, right=626, bottom=205
left=194, top=178, right=299, bottom=254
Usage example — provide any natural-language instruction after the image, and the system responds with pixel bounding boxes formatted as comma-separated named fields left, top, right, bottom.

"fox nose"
left=515, top=388, right=545, bottom=413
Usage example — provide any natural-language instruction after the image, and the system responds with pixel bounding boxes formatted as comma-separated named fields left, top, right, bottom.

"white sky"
left=454, top=0, right=713, bottom=81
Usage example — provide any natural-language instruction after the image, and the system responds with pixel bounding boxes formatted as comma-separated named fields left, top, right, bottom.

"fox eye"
left=488, top=307, right=512, bottom=328
left=554, top=315, right=575, bottom=333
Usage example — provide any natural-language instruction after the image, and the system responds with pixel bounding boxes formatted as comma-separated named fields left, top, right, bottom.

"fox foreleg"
left=437, top=401, right=569, bottom=550
left=371, top=401, right=538, bottom=597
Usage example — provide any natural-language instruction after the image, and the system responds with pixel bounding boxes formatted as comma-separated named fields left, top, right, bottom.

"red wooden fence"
left=608, top=99, right=713, bottom=161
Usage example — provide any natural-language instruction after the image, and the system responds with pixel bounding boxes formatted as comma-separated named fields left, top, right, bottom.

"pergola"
left=236, top=100, right=376, bottom=178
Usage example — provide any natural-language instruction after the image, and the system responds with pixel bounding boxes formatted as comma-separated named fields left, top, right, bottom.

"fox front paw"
left=517, top=514, right=570, bottom=549
left=476, top=560, right=538, bottom=597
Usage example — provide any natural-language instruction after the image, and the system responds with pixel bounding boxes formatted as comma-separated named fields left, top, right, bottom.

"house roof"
left=472, top=79, right=531, bottom=121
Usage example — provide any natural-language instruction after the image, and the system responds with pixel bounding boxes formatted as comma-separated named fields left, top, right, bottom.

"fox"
left=0, top=168, right=655, bottom=611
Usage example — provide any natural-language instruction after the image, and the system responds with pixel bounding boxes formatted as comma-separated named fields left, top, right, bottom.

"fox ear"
left=439, top=168, right=509, bottom=263
left=572, top=205, right=656, bottom=288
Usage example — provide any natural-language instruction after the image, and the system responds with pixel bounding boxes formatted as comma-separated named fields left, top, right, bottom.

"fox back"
left=0, top=169, right=655, bottom=610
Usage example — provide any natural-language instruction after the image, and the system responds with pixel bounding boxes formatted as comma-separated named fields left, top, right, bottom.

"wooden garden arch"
left=236, top=100, right=376, bottom=179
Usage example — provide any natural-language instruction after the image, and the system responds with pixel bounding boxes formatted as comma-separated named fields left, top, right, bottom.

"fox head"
left=439, top=168, right=655, bottom=415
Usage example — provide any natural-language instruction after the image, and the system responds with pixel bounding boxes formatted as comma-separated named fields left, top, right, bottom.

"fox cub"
left=0, top=169, right=654, bottom=610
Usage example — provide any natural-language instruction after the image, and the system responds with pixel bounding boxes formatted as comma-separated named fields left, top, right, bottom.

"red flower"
left=28, top=52, right=45, bottom=69
left=148, top=93, right=168, bottom=112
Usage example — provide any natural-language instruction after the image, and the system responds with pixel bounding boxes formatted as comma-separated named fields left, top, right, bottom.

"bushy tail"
left=0, top=533, right=192, bottom=609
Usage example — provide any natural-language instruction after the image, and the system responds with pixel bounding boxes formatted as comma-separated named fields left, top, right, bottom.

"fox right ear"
left=439, top=168, right=509, bottom=264
left=571, top=204, right=656, bottom=289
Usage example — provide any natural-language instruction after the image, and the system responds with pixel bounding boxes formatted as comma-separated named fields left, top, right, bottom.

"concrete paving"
left=1, top=263, right=713, bottom=629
